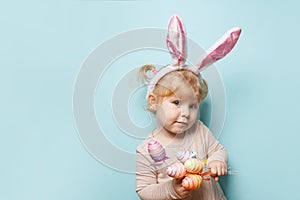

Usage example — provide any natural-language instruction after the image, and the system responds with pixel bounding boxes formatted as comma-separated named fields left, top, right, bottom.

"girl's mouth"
left=175, top=121, right=188, bottom=125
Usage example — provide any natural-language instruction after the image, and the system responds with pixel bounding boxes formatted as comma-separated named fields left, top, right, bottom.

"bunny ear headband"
left=146, top=15, right=241, bottom=99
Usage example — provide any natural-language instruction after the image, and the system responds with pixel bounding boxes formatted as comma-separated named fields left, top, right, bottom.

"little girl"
left=136, top=15, right=241, bottom=200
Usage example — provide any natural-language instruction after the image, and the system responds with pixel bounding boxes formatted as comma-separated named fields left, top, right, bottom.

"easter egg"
left=182, top=174, right=202, bottom=190
left=184, top=158, right=203, bottom=174
left=177, top=150, right=197, bottom=163
left=147, top=139, right=168, bottom=162
left=166, top=163, right=186, bottom=179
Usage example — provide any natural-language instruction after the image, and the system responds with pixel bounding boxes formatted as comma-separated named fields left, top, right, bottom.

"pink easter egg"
left=166, top=163, right=186, bottom=179
left=147, top=139, right=168, bottom=162
left=176, top=150, right=197, bottom=163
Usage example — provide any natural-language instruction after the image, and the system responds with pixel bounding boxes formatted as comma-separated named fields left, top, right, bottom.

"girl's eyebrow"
left=168, top=96, right=180, bottom=100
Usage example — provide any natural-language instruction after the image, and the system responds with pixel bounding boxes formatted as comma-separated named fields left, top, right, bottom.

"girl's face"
left=155, top=86, right=199, bottom=137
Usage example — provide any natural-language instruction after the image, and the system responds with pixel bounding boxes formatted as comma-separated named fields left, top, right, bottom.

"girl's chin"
left=168, top=127, right=188, bottom=135
left=157, top=124, right=191, bottom=135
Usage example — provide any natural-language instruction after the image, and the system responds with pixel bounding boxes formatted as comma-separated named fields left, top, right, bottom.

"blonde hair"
left=139, top=64, right=208, bottom=106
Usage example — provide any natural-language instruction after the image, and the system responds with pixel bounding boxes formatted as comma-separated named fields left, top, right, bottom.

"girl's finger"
left=219, top=164, right=225, bottom=176
left=214, top=176, right=219, bottom=182
left=217, top=165, right=222, bottom=176
left=211, top=167, right=217, bottom=175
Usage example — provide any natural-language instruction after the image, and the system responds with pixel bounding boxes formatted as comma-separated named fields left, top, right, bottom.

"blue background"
left=1, top=0, right=300, bottom=199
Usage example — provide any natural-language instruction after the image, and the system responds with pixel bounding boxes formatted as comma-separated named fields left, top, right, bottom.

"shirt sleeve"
left=200, top=122, right=228, bottom=165
left=136, top=148, right=182, bottom=200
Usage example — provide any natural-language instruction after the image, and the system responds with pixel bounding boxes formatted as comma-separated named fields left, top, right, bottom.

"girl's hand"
left=207, top=161, right=227, bottom=182
left=172, top=178, right=191, bottom=198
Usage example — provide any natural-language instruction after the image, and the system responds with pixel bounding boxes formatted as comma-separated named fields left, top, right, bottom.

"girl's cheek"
left=191, top=111, right=198, bottom=118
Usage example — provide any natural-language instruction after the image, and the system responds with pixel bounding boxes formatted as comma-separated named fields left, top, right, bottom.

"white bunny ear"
left=196, top=27, right=242, bottom=72
left=166, top=15, right=187, bottom=67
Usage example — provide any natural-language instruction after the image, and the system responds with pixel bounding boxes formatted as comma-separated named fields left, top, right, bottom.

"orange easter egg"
left=184, top=158, right=203, bottom=174
left=182, top=174, right=202, bottom=190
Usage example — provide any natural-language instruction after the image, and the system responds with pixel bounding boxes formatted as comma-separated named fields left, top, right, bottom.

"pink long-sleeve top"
left=136, top=120, right=228, bottom=200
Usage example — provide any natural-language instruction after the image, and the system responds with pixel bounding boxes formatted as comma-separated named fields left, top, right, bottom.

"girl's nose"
left=181, top=105, right=189, bottom=117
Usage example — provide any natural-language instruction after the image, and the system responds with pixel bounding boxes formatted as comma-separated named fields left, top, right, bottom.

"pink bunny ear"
left=196, top=27, right=242, bottom=72
left=166, top=15, right=187, bottom=66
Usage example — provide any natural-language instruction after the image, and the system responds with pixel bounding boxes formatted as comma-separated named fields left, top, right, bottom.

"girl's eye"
left=172, top=100, right=181, bottom=106
left=189, top=104, right=198, bottom=109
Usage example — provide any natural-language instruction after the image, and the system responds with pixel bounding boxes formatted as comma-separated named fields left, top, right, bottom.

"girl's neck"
left=151, top=127, right=185, bottom=147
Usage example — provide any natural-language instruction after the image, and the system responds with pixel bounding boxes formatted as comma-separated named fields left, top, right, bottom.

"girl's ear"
left=148, top=93, right=157, bottom=112
left=148, top=93, right=156, bottom=106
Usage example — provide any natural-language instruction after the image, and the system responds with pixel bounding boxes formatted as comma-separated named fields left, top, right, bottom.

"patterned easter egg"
left=182, top=174, right=202, bottom=190
left=184, top=158, right=203, bottom=174
left=166, top=163, right=186, bottom=179
left=176, top=150, right=197, bottom=163
left=147, top=140, right=168, bottom=162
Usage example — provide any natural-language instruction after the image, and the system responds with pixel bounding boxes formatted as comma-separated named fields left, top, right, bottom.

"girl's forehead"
left=167, top=88, right=198, bottom=101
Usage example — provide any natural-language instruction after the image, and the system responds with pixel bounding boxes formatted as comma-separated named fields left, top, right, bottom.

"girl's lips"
left=176, top=121, right=188, bottom=125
